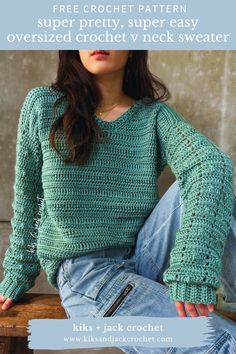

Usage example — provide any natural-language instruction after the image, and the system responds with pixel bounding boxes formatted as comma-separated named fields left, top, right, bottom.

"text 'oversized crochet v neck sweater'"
left=0, top=86, right=234, bottom=305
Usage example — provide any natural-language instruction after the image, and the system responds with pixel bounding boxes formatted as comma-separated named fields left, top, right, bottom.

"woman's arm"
left=0, top=88, right=43, bottom=302
left=156, top=102, right=234, bottom=305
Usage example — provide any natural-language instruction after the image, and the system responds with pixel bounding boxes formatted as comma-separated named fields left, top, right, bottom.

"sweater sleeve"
left=156, top=102, right=234, bottom=305
left=0, top=88, right=43, bottom=302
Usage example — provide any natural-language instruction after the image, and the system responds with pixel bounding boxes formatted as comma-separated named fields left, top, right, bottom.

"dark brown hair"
left=49, top=50, right=171, bottom=165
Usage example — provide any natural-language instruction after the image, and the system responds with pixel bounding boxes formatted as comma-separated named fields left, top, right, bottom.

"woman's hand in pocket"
left=0, top=295, right=13, bottom=310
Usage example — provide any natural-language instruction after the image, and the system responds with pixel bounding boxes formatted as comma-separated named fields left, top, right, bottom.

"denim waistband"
left=60, top=247, right=134, bottom=269
left=84, top=246, right=134, bottom=259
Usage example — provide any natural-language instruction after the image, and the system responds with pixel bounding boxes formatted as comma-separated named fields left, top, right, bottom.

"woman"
left=0, top=50, right=236, bottom=353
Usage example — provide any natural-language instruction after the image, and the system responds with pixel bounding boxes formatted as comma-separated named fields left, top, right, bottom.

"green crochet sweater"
left=0, top=86, right=234, bottom=305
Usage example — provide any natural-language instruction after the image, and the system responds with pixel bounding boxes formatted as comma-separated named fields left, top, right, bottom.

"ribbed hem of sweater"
left=168, top=282, right=216, bottom=304
left=37, top=241, right=136, bottom=290
left=0, top=277, right=29, bottom=302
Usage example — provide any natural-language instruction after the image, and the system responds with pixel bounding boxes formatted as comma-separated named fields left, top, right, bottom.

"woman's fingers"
left=195, top=304, right=209, bottom=317
left=0, top=297, right=13, bottom=310
left=175, top=301, right=187, bottom=317
left=207, top=304, right=215, bottom=312
left=175, top=302, right=214, bottom=317
left=175, top=301, right=199, bottom=317
left=184, top=302, right=199, bottom=317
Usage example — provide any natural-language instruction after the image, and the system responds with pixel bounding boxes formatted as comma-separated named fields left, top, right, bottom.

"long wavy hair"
left=49, top=50, right=171, bottom=165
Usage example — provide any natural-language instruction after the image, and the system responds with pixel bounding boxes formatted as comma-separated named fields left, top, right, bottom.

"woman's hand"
left=0, top=295, right=13, bottom=310
left=175, top=301, right=215, bottom=317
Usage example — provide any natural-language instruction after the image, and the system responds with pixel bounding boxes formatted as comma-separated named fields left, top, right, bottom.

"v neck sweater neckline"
left=94, top=99, right=142, bottom=129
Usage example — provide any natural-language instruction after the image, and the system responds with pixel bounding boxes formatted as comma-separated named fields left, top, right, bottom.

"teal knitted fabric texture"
left=0, top=86, right=234, bottom=305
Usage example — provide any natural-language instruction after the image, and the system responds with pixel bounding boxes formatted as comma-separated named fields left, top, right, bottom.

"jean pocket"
left=204, top=331, right=236, bottom=354
left=103, top=282, right=134, bottom=317
left=66, top=259, right=126, bottom=301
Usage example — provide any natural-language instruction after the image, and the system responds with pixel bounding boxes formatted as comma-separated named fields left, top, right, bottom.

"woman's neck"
left=94, top=69, right=126, bottom=108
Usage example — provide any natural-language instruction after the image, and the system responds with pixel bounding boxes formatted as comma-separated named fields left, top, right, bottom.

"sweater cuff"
left=0, top=277, right=29, bottom=302
left=167, top=282, right=217, bottom=305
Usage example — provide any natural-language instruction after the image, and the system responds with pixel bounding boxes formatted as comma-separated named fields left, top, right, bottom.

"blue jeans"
left=56, top=180, right=236, bottom=353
